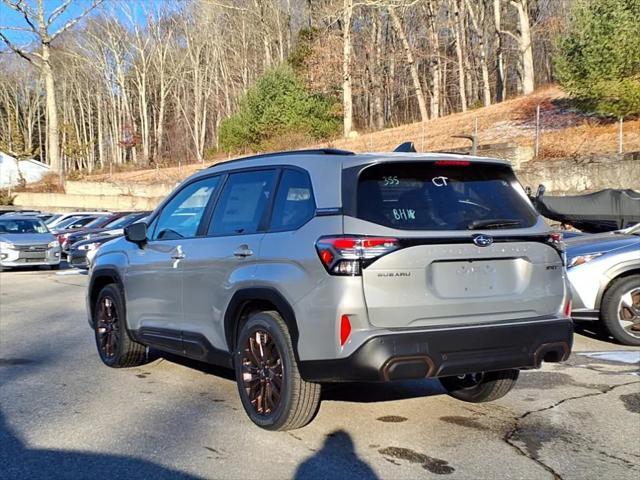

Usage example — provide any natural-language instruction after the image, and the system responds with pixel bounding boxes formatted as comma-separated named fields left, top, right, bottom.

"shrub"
left=0, top=189, right=16, bottom=205
left=555, top=0, right=640, bottom=117
left=218, top=65, right=341, bottom=152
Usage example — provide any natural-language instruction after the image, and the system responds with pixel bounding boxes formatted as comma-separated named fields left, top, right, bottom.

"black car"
left=68, top=234, right=120, bottom=269
left=64, top=212, right=149, bottom=253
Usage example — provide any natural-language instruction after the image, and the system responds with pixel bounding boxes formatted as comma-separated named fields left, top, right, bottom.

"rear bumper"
left=298, top=317, right=573, bottom=382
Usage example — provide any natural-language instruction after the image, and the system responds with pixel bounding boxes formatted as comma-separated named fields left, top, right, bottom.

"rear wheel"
left=234, top=311, right=321, bottom=431
left=94, top=284, right=147, bottom=367
left=601, top=275, right=640, bottom=346
left=439, top=369, right=519, bottom=403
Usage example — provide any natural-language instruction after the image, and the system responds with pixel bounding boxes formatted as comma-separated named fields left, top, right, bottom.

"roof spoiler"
left=393, top=142, right=417, bottom=153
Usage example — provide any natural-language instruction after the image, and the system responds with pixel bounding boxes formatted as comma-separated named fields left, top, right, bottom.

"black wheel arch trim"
left=88, top=267, right=125, bottom=328
left=224, top=287, right=300, bottom=361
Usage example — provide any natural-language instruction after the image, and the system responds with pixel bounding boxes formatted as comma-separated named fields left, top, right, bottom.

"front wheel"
left=439, top=369, right=519, bottom=403
left=234, top=311, right=321, bottom=431
left=94, top=284, right=147, bottom=368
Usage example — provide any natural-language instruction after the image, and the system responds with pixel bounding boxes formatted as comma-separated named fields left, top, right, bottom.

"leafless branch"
left=50, top=0, right=105, bottom=42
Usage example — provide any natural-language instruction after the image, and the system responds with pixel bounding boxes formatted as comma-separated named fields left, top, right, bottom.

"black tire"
left=234, top=310, right=321, bottom=431
left=600, top=275, right=640, bottom=346
left=439, top=369, right=520, bottom=403
left=94, top=284, right=147, bottom=368
left=50, top=264, right=61, bottom=270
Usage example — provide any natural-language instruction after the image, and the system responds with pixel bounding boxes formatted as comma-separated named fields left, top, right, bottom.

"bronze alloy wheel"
left=241, top=329, right=284, bottom=415
left=618, top=287, right=640, bottom=338
left=96, top=296, right=120, bottom=359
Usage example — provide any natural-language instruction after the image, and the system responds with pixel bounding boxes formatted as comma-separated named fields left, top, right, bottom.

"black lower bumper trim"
left=298, top=318, right=573, bottom=383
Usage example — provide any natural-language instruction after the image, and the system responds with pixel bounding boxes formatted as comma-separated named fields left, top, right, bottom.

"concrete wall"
left=516, top=152, right=640, bottom=194
left=65, top=181, right=174, bottom=198
left=13, top=192, right=164, bottom=212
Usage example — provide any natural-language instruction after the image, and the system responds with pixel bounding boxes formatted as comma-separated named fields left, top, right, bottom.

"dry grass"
left=86, top=86, right=640, bottom=184
left=14, top=173, right=65, bottom=193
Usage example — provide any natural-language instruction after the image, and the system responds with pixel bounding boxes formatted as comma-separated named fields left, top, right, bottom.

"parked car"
left=0, top=216, right=61, bottom=270
left=51, top=214, right=109, bottom=236
left=87, top=147, right=572, bottom=430
left=64, top=212, right=149, bottom=253
left=566, top=223, right=640, bottom=345
left=46, top=211, right=109, bottom=230
left=58, top=212, right=134, bottom=253
left=68, top=215, right=149, bottom=269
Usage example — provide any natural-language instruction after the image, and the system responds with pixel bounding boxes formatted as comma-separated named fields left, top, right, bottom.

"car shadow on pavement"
left=150, top=350, right=236, bottom=381
left=573, top=321, right=617, bottom=344
left=0, top=410, right=201, bottom=480
left=294, top=430, right=379, bottom=480
left=322, top=379, right=445, bottom=403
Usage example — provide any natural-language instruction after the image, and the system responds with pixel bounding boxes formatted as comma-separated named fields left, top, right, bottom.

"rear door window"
left=355, top=161, right=536, bottom=230
left=269, top=169, right=315, bottom=231
left=209, top=170, right=277, bottom=236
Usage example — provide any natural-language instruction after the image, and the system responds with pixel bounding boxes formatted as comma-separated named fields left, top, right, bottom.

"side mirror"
left=124, top=222, right=147, bottom=246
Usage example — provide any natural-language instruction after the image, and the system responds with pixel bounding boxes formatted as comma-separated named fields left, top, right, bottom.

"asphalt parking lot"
left=1, top=267, right=639, bottom=480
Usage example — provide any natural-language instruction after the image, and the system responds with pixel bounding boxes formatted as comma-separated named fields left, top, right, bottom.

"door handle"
left=233, top=245, right=254, bottom=257
left=171, top=245, right=185, bottom=260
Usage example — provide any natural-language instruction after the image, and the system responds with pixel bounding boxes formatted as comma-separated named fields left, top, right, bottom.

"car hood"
left=565, top=232, right=640, bottom=256
left=72, top=233, right=123, bottom=249
left=0, top=232, right=55, bottom=245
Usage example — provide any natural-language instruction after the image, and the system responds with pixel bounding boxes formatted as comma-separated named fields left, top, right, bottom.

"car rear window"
left=355, top=161, right=537, bottom=230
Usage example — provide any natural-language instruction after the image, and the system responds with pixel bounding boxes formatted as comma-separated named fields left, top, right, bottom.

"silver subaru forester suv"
left=88, top=148, right=573, bottom=430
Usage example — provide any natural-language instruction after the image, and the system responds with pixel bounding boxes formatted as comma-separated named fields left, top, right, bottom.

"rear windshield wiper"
left=467, top=219, right=522, bottom=230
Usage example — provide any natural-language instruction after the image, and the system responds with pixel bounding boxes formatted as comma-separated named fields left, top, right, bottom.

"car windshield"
left=0, top=218, right=49, bottom=234
left=44, top=214, right=62, bottom=225
left=104, top=213, right=141, bottom=229
left=355, top=161, right=537, bottom=231
left=54, top=216, right=84, bottom=229
left=84, top=216, right=110, bottom=228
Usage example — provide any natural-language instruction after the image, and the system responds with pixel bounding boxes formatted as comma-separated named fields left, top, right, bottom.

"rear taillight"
left=316, top=236, right=400, bottom=276
left=564, top=300, right=572, bottom=317
left=434, top=160, right=470, bottom=166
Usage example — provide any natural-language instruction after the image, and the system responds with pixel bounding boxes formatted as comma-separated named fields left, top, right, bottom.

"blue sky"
left=0, top=0, right=177, bottom=47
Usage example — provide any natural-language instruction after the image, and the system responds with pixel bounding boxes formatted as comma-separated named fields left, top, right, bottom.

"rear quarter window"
left=354, top=161, right=537, bottom=230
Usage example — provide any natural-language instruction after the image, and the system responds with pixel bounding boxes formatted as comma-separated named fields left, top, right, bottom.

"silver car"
left=566, top=223, right=640, bottom=346
left=88, top=148, right=573, bottom=430
left=0, top=216, right=61, bottom=270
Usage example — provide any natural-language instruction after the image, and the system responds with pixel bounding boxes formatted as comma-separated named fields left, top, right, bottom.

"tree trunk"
left=452, top=0, right=467, bottom=112
left=41, top=44, right=62, bottom=177
left=513, top=0, right=535, bottom=94
left=342, top=0, right=353, bottom=137
left=494, top=0, right=506, bottom=102
left=388, top=6, right=428, bottom=123
left=465, top=0, right=491, bottom=107
left=372, top=13, right=384, bottom=130
left=426, top=1, right=441, bottom=119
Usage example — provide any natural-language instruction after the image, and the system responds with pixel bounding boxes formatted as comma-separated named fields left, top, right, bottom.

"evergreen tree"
left=555, top=0, right=640, bottom=117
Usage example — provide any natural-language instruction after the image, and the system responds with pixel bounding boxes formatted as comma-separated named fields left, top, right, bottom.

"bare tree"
left=0, top=0, right=104, bottom=177
left=387, top=5, right=428, bottom=122
left=342, top=0, right=354, bottom=137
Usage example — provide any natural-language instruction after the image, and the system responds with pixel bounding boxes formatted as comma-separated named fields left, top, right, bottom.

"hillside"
left=86, top=87, right=640, bottom=185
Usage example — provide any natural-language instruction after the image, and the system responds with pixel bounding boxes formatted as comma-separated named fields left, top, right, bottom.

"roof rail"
left=393, top=142, right=417, bottom=153
left=208, top=148, right=354, bottom=168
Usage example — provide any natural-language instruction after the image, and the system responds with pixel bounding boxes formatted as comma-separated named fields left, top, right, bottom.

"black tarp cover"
left=535, top=189, right=640, bottom=232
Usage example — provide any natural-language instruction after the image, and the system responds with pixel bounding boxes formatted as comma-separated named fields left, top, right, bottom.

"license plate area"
left=19, top=252, right=47, bottom=260
left=429, top=258, right=525, bottom=298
